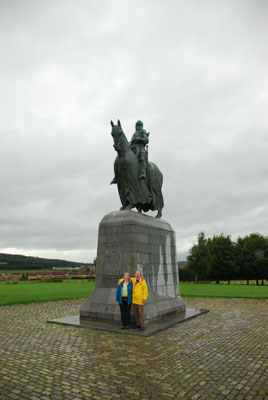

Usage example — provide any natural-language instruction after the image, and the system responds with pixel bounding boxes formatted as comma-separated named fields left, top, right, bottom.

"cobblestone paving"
left=0, top=297, right=267, bottom=400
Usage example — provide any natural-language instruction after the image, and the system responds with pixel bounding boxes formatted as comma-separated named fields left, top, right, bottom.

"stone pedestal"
left=80, top=210, right=185, bottom=325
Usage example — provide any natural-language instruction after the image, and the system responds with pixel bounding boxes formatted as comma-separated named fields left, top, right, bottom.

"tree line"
left=0, top=253, right=89, bottom=270
left=180, top=232, right=268, bottom=285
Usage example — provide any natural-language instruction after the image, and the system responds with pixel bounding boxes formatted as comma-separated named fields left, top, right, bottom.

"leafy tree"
left=242, top=233, right=267, bottom=285
left=187, top=232, right=209, bottom=282
left=187, top=232, right=268, bottom=284
left=262, top=237, right=268, bottom=284
left=235, top=236, right=251, bottom=284
left=207, top=234, right=237, bottom=284
left=178, top=265, right=195, bottom=282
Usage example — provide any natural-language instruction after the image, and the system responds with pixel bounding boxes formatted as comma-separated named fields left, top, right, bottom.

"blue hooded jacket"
left=116, top=280, right=133, bottom=305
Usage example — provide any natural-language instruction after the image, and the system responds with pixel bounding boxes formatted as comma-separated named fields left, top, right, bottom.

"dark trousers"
left=133, top=304, right=145, bottom=328
left=119, top=299, right=132, bottom=326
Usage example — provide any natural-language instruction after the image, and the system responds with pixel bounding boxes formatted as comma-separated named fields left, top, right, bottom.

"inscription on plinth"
left=104, top=243, right=123, bottom=275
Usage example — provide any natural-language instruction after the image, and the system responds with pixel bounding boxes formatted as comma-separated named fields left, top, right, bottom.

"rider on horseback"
left=129, top=120, right=149, bottom=180
left=110, top=119, right=164, bottom=217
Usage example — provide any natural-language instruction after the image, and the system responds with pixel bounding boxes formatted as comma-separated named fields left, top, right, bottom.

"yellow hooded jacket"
left=118, top=277, right=148, bottom=305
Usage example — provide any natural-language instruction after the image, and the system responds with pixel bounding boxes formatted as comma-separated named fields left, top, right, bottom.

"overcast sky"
left=0, top=0, right=267, bottom=262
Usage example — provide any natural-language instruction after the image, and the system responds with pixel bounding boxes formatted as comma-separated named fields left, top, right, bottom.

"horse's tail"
left=147, top=162, right=164, bottom=211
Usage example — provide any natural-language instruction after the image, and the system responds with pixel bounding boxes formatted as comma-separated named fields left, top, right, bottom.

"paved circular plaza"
left=0, top=297, right=267, bottom=400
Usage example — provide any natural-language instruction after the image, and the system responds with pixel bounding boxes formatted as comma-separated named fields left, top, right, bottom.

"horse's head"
left=110, top=120, right=128, bottom=153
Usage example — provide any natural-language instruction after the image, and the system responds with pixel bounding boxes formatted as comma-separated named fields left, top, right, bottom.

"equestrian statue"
left=110, top=120, right=164, bottom=218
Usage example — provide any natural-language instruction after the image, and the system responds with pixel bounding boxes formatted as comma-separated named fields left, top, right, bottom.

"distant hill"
left=0, top=253, right=91, bottom=270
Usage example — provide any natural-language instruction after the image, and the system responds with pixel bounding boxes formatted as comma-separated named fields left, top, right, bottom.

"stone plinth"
left=80, top=210, right=185, bottom=325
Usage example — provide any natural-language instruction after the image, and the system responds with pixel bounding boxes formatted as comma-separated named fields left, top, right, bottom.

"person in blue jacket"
left=116, top=272, right=133, bottom=329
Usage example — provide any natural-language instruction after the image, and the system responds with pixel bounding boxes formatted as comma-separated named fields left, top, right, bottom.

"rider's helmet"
left=135, top=120, right=143, bottom=131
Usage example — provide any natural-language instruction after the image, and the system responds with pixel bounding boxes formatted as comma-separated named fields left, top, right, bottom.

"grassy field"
left=180, top=283, right=268, bottom=299
left=0, top=280, right=94, bottom=306
left=0, top=281, right=267, bottom=306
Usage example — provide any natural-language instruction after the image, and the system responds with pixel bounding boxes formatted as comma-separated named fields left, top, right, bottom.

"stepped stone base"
left=80, top=210, right=185, bottom=325
left=49, top=308, right=208, bottom=337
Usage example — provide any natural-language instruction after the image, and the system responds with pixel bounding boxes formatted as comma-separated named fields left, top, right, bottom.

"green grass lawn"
left=0, top=280, right=94, bottom=306
left=180, top=283, right=268, bottom=299
left=0, top=280, right=267, bottom=306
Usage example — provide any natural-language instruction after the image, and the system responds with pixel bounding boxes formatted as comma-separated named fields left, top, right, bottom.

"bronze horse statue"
left=110, top=120, right=164, bottom=218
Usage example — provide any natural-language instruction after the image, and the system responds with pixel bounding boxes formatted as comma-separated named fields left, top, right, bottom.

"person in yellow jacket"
left=118, top=270, right=148, bottom=331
